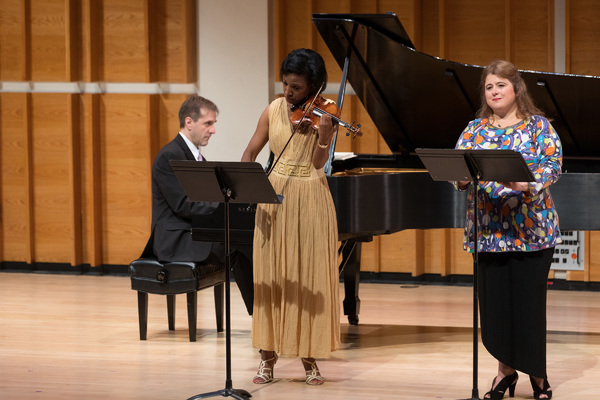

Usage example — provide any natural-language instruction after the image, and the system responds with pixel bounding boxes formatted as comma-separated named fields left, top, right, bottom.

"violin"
left=290, top=95, right=362, bottom=138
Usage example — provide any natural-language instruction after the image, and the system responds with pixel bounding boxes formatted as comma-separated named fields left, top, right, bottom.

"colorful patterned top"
left=454, top=115, right=563, bottom=252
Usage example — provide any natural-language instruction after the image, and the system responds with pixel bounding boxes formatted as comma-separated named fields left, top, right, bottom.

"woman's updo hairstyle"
left=280, top=48, right=328, bottom=95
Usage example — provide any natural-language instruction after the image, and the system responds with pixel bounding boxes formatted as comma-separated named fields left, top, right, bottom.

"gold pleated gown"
left=251, top=97, right=341, bottom=358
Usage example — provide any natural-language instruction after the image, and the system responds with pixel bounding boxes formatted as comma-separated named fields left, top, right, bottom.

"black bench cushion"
left=129, top=258, right=225, bottom=294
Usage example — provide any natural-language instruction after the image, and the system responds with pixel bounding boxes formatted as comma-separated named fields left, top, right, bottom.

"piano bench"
left=128, top=258, right=225, bottom=342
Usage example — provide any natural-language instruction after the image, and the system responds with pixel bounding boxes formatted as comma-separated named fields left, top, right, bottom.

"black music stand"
left=415, top=149, right=535, bottom=400
left=170, top=160, right=281, bottom=400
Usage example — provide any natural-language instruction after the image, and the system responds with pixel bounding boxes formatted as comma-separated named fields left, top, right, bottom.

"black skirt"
left=477, top=248, right=554, bottom=378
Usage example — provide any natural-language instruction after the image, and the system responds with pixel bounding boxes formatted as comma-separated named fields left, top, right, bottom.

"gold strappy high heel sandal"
left=253, top=352, right=278, bottom=384
left=301, top=358, right=324, bottom=386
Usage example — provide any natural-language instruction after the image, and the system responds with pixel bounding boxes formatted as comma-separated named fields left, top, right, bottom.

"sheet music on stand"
left=170, top=160, right=282, bottom=204
left=416, top=149, right=535, bottom=182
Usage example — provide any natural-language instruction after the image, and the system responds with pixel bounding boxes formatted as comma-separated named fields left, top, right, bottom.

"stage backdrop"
left=1, top=0, right=599, bottom=284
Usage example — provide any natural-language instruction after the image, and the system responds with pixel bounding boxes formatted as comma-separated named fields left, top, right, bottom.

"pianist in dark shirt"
left=453, top=60, right=562, bottom=400
left=141, top=95, right=254, bottom=315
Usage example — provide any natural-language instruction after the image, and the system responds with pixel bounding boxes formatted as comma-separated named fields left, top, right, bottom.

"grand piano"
left=313, top=12, right=600, bottom=323
left=193, top=12, right=600, bottom=325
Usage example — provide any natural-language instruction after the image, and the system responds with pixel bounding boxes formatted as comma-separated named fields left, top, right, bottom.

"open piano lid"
left=312, top=12, right=600, bottom=171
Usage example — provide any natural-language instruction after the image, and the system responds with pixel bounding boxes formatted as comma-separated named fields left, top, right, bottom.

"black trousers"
left=207, top=242, right=254, bottom=316
left=477, top=248, right=554, bottom=378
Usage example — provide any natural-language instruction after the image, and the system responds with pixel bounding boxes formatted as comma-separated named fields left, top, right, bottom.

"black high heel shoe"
left=530, top=376, right=552, bottom=399
left=484, top=372, right=518, bottom=399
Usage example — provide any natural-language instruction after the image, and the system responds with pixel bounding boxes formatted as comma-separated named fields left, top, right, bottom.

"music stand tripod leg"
left=188, top=388, right=251, bottom=400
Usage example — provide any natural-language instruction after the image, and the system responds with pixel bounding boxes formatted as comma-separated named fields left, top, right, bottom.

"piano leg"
left=339, top=239, right=361, bottom=325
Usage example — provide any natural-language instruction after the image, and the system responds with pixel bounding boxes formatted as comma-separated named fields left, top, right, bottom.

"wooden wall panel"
left=443, top=0, right=506, bottom=65
left=80, top=93, right=103, bottom=266
left=100, top=0, right=149, bottom=82
left=2, top=0, right=196, bottom=84
left=1, top=0, right=197, bottom=268
left=99, top=94, right=152, bottom=265
left=67, top=93, right=83, bottom=265
left=450, top=228, right=473, bottom=275
left=30, top=94, right=74, bottom=262
left=65, top=0, right=81, bottom=81
left=347, top=0, right=377, bottom=15
left=148, top=0, right=196, bottom=83
left=421, top=0, right=440, bottom=56
left=510, top=0, right=554, bottom=71
left=81, top=0, right=101, bottom=82
left=0, top=0, right=26, bottom=80
left=381, top=230, right=424, bottom=274
left=360, top=239, right=380, bottom=273
left=567, top=0, right=600, bottom=75
left=29, top=0, right=69, bottom=81
left=0, top=93, right=32, bottom=262
left=157, top=94, right=189, bottom=150
left=274, top=1, right=314, bottom=76
left=78, top=93, right=182, bottom=267
left=181, top=0, right=197, bottom=83
left=588, top=232, right=600, bottom=282
left=423, top=230, right=445, bottom=275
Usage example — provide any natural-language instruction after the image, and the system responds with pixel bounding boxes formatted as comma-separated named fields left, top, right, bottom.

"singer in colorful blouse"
left=453, top=59, right=561, bottom=400
left=454, top=115, right=563, bottom=252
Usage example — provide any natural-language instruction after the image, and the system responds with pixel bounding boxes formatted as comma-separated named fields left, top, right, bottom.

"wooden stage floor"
left=1, top=272, right=599, bottom=399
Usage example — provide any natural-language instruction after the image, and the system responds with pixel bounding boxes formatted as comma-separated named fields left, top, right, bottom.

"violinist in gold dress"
left=241, top=48, right=341, bottom=386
